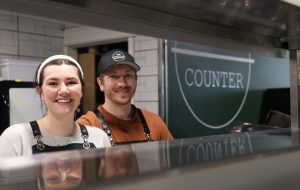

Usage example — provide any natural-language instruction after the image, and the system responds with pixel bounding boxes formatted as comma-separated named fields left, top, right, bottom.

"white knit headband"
left=36, top=55, right=84, bottom=83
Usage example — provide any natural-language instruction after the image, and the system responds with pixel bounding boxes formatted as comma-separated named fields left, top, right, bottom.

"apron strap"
left=136, top=108, right=152, bottom=141
left=30, top=121, right=45, bottom=151
left=78, top=124, right=91, bottom=149
left=30, top=121, right=92, bottom=152
left=94, top=106, right=152, bottom=146
left=94, top=108, right=114, bottom=145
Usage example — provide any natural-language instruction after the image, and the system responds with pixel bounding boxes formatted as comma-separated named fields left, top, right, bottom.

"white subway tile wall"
left=0, top=30, right=18, bottom=46
left=0, top=11, right=64, bottom=61
left=18, top=17, right=64, bottom=37
left=135, top=101, right=159, bottom=114
left=0, top=12, right=18, bottom=30
left=0, top=11, right=162, bottom=115
left=135, top=90, right=159, bottom=101
left=137, top=75, right=158, bottom=92
left=134, top=36, right=159, bottom=51
left=0, top=30, right=18, bottom=55
left=0, top=55, right=18, bottom=60
left=135, top=50, right=159, bottom=75
left=133, top=36, right=161, bottom=114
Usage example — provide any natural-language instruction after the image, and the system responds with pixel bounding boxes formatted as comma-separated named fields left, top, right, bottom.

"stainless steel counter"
left=0, top=128, right=296, bottom=190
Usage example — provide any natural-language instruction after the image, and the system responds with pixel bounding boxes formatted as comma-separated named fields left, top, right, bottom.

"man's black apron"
left=94, top=107, right=152, bottom=146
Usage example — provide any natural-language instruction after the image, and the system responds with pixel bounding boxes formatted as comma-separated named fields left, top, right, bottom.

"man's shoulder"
left=138, top=108, right=160, bottom=117
left=79, top=110, right=97, bottom=117
left=77, top=110, right=103, bottom=128
left=77, top=111, right=97, bottom=122
left=137, top=108, right=164, bottom=124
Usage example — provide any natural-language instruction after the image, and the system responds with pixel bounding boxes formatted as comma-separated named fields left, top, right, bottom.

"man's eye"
left=125, top=74, right=134, bottom=79
left=66, top=176, right=81, bottom=184
left=110, top=75, right=118, bottom=79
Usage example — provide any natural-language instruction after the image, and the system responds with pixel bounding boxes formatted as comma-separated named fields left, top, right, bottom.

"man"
left=98, top=145, right=139, bottom=179
left=77, top=49, right=173, bottom=145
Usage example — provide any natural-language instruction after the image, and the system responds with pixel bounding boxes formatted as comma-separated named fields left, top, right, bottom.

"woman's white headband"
left=36, top=55, right=84, bottom=83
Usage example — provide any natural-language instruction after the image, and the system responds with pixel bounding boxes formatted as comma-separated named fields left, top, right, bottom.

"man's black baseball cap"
left=97, top=49, right=140, bottom=76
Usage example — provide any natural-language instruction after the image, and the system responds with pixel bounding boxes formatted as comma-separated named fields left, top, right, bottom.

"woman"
left=0, top=55, right=111, bottom=157
left=38, top=150, right=84, bottom=190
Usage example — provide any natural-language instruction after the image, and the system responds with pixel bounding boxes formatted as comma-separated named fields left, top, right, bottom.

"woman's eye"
left=48, top=82, right=57, bottom=86
left=46, top=176, right=61, bottom=184
left=67, top=81, right=78, bottom=85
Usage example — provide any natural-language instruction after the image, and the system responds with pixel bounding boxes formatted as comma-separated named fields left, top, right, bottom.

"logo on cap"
left=112, top=51, right=125, bottom=62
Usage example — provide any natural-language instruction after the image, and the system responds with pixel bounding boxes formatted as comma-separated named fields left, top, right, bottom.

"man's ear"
left=97, top=77, right=104, bottom=92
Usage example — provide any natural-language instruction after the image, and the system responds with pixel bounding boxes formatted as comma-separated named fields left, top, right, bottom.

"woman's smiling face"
left=41, top=151, right=83, bottom=190
left=40, top=64, right=83, bottom=116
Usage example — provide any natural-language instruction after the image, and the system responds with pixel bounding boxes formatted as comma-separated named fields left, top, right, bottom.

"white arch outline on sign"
left=172, top=42, right=254, bottom=129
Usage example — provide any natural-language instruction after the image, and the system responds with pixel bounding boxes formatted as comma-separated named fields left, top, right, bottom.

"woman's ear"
left=36, top=86, right=44, bottom=100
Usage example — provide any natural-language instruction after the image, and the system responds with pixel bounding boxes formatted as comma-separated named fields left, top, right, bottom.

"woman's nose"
left=57, top=161, right=71, bottom=180
left=58, top=83, right=69, bottom=95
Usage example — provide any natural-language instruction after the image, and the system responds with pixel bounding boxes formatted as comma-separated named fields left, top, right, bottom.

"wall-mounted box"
left=0, top=59, right=40, bottom=82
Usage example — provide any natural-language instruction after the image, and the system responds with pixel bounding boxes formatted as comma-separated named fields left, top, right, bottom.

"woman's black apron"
left=29, top=120, right=95, bottom=154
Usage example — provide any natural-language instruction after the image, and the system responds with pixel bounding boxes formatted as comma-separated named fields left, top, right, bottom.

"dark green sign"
left=166, top=41, right=289, bottom=138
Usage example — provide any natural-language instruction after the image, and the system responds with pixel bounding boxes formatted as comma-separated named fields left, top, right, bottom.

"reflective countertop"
left=1, top=128, right=297, bottom=190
